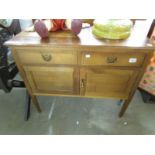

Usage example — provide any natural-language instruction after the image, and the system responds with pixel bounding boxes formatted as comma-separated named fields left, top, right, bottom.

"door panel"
left=24, top=66, right=78, bottom=95
left=80, top=68, right=139, bottom=99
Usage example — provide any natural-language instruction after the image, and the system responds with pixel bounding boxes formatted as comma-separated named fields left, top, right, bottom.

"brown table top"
left=5, top=20, right=155, bottom=50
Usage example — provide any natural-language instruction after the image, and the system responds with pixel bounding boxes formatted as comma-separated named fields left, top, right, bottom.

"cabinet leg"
left=119, top=94, right=134, bottom=117
left=119, top=99, right=129, bottom=117
left=25, top=91, right=31, bottom=121
left=119, top=88, right=136, bottom=117
left=31, top=95, right=42, bottom=113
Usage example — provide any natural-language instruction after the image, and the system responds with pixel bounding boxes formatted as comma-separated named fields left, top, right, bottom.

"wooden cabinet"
left=80, top=68, right=138, bottom=99
left=23, top=66, right=78, bottom=95
left=5, top=20, right=155, bottom=117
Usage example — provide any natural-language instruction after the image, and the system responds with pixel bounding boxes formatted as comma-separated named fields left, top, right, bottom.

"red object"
left=34, top=19, right=82, bottom=38
left=50, top=19, right=66, bottom=31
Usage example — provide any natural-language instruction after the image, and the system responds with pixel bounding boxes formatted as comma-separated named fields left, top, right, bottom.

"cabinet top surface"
left=5, top=20, right=155, bottom=50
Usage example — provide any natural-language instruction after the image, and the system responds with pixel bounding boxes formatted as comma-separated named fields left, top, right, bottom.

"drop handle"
left=107, top=57, right=117, bottom=63
left=41, top=53, right=52, bottom=62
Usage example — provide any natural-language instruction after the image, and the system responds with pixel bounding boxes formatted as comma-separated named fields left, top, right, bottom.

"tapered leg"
left=119, top=100, right=129, bottom=117
left=31, top=95, right=42, bottom=113
left=25, top=91, right=31, bottom=121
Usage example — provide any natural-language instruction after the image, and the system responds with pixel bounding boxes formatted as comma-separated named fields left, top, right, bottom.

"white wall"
left=19, top=19, right=33, bottom=30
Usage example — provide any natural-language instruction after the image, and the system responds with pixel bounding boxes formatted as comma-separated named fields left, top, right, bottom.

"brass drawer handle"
left=107, top=57, right=117, bottom=63
left=41, top=53, right=52, bottom=62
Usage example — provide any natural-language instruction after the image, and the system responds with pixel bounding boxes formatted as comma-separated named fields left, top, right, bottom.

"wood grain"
left=23, top=66, right=78, bottom=95
left=81, top=51, right=145, bottom=67
left=15, top=47, right=77, bottom=65
left=80, top=68, right=139, bottom=99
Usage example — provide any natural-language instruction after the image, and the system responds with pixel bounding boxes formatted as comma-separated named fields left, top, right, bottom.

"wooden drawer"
left=16, top=48, right=77, bottom=65
left=80, top=52, right=145, bottom=67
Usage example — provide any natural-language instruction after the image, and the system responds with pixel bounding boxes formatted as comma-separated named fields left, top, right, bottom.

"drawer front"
left=81, top=52, right=145, bottom=67
left=16, top=48, right=77, bottom=65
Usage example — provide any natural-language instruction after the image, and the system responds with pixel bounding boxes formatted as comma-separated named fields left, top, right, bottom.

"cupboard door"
left=23, top=66, right=78, bottom=95
left=80, top=68, right=139, bottom=99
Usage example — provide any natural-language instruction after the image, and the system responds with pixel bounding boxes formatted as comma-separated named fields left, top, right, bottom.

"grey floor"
left=0, top=88, right=155, bottom=135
